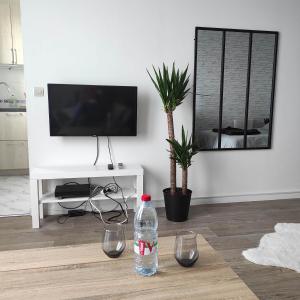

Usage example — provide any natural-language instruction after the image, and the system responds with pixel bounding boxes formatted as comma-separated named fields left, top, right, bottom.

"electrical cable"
left=57, top=138, right=128, bottom=225
left=57, top=214, right=70, bottom=224
left=63, top=182, right=80, bottom=186
left=95, top=137, right=126, bottom=219
left=88, top=198, right=122, bottom=223
left=106, top=136, right=126, bottom=203
left=106, top=136, right=128, bottom=217
left=89, top=182, right=129, bottom=224
left=88, top=177, right=127, bottom=223
left=58, top=201, right=87, bottom=210
left=57, top=181, right=128, bottom=224
left=93, top=136, right=100, bottom=166
left=57, top=182, right=87, bottom=210
left=107, top=136, right=113, bottom=165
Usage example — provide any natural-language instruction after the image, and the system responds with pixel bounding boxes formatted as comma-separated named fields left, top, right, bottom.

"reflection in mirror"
left=247, top=33, right=276, bottom=148
left=193, top=27, right=278, bottom=151
left=222, top=31, right=249, bottom=149
left=194, top=30, right=222, bottom=149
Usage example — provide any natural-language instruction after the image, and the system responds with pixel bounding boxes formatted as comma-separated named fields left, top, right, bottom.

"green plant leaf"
left=166, top=126, right=198, bottom=169
left=147, top=63, right=190, bottom=113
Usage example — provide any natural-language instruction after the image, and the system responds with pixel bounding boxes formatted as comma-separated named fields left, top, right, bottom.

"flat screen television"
left=47, top=83, right=137, bottom=136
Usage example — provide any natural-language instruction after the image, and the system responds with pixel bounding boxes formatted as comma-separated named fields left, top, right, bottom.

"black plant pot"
left=163, top=188, right=192, bottom=222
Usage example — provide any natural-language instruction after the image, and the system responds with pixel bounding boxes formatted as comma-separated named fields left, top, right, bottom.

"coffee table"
left=0, top=235, right=258, bottom=299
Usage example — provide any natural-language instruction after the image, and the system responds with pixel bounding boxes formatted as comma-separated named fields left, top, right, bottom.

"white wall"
left=21, top=0, right=300, bottom=202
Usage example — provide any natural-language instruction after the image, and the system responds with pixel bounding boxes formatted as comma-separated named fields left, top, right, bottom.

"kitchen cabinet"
left=0, top=140, right=28, bottom=169
left=0, top=0, right=13, bottom=64
left=0, top=0, right=23, bottom=65
left=10, top=0, right=23, bottom=65
left=0, top=110, right=28, bottom=170
left=0, top=111, right=27, bottom=140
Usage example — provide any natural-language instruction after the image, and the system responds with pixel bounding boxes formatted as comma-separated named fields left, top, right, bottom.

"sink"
left=0, top=98, right=26, bottom=109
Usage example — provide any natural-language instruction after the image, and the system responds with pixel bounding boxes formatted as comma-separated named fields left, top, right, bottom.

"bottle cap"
left=141, top=194, right=151, bottom=201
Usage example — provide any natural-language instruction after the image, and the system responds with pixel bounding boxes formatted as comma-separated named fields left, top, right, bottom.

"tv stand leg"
left=38, top=180, right=44, bottom=219
left=30, top=179, right=40, bottom=229
left=39, top=204, right=44, bottom=220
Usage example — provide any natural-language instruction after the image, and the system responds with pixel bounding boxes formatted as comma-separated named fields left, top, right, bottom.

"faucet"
left=0, top=82, right=12, bottom=101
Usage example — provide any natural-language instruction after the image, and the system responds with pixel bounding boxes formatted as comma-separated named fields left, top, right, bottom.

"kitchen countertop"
left=0, top=108, right=26, bottom=112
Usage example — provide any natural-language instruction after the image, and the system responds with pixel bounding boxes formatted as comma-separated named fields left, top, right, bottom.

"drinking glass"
left=175, top=231, right=199, bottom=267
left=102, top=223, right=126, bottom=258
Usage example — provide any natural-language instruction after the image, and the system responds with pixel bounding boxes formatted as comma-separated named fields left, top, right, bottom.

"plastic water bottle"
left=134, top=194, right=158, bottom=276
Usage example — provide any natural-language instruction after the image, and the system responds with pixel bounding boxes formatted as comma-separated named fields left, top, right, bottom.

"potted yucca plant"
left=166, top=126, right=198, bottom=221
left=148, top=63, right=193, bottom=221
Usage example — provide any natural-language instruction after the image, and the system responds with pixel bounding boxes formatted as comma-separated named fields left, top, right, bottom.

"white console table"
left=30, top=164, right=144, bottom=229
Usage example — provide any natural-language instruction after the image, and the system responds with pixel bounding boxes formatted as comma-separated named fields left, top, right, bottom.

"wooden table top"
left=0, top=235, right=258, bottom=300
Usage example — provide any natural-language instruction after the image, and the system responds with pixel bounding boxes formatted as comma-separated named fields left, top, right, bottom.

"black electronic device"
left=108, top=163, right=114, bottom=170
left=68, top=209, right=86, bottom=217
left=48, top=83, right=137, bottom=136
left=55, top=184, right=91, bottom=199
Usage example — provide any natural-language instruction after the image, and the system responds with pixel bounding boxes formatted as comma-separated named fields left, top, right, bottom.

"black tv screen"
left=48, top=84, right=137, bottom=136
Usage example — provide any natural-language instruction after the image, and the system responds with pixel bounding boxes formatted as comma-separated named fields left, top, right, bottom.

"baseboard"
left=45, top=190, right=300, bottom=216
left=153, top=190, right=300, bottom=207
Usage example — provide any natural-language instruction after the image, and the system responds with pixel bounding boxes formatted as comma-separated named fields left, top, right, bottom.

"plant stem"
left=182, top=168, right=188, bottom=195
left=167, top=111, right=176, bottom=194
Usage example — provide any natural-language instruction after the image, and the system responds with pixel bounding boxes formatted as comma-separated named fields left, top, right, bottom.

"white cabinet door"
left=0, top=140, right=28, bottom=169
left=0, top=0, right=13, bottom=64
left=10, top=0, right=23, bottom=65
left=0, top=112, right=27, bottom=140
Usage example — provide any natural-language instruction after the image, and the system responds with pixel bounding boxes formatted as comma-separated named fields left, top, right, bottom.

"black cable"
left=89, top=180, right=124, bottom=214
left=56, top=139, right=128, bottom=224
left=107, top=136, right=113, bottom=165
left=104, top=182, right=128, bottom=223
left=106, top=136, right=125, bottom=202
left=56, top=181, right=87, bottom=210
left=88, top=200, right=122, bottom=223
left=58, top=201, right=87, bottom=210
left=92, top=136, right=125, bottom=205
left=93, top=136, right=99, bottom=166
left=104, top=193, right=127, bottom=220
left=89, top=179, right=128, bottom=223
left=57, top=182, right=127, bottom=224
left=57, top=214, right=70, bottom=224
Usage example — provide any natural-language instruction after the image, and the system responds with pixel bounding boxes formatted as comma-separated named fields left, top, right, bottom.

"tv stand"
left=30, top=164, right=144, bottom=229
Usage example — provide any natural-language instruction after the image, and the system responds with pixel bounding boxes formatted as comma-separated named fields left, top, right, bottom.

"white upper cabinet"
left=0, top=0, right=13, bottom=64
left=0, top=0, right=23, bottom=65
left=10, top=0, right=23, bottom=65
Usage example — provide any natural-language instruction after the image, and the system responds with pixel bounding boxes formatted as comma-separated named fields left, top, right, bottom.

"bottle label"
left=134, top=240, right=158, bottom=256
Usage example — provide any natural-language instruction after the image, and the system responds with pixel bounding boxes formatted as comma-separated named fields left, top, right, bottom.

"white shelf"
left=40, top=187, right=136, bottom=204
left=30, top=164, right=144, bottom=228
left=30, top=164, right=143, bottom=180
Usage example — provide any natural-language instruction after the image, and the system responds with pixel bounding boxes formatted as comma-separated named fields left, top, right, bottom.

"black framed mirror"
left=192, top=27, right=278, bottom=151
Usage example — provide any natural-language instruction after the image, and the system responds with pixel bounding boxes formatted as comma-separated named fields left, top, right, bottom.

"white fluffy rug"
left=242, top=223, right=300, bottom=273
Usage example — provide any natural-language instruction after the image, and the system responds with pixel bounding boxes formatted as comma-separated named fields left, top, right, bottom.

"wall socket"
left=34, top=87, right=44, bottom=97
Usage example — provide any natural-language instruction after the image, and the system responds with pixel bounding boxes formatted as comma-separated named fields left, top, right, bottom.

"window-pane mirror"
left=193, top=27, right=278, bottom=150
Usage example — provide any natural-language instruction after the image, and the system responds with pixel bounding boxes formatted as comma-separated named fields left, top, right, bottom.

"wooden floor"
left=0, top=199, right=300, bottom=299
